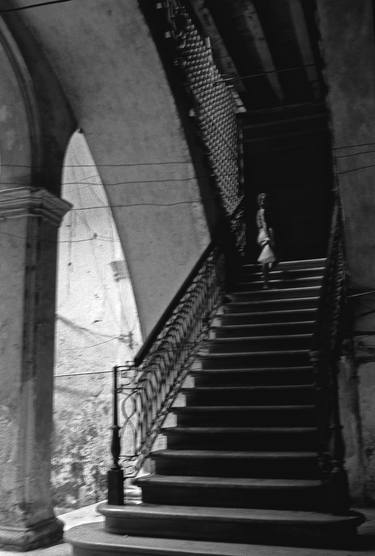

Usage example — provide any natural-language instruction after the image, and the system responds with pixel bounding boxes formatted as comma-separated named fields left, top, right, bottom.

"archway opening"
left=52, top=130, right=141, bottom=514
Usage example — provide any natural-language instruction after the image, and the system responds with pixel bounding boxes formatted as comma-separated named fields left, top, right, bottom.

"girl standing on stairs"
left=256, top=192, right=277, bottom=288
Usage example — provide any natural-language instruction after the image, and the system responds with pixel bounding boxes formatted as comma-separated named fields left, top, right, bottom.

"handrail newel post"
left=108, top=365, right=124, bottom=505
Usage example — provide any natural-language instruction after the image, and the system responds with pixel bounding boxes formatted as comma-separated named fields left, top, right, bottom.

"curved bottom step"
left=66, top=518, right=367, bottom=556
left=68, top=521, right=360, bottom=556
left=97, top=503, right=364, bottom=549
left=65, top=522, right=285, bottom=555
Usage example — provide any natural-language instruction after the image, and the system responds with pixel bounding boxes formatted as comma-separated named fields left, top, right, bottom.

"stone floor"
left=0, top=504, right=103, bottom=556
left=1, top=506, right=375, bottom=555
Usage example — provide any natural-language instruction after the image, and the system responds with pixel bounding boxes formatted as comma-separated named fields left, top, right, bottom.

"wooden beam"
left=239, top=0, right=284, bottom=103
left=287, top=0, right=321, bottom=99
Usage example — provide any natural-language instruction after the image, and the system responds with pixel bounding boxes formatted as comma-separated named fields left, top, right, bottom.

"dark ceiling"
left=189, top=0, right=325, bottom=115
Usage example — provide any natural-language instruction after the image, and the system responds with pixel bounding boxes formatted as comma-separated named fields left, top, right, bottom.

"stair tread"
left=243, top=257, right=326, bottom=268
left=153, top=449, right=317, bottom=458
left=192, top=366, right=313, bottom=373
left=137, top=475, right=322, bottom=488
left=241, top=266, right=325, bottom=275
left=226, top=297, right=319, bottom=305
left=207, top=333, right=313, bottom=341
left=174, top=405, right=315, bottom=411
left=183, top=385, right=314, bottom=391
left=237, top=277, right=322, bottom=284
left=199, top=349, right=310, bottom=357
left=100, top=503, right=362, bottom=526
left=220, top=308, right=317, bottom=317
left=229, top=286, right=321, bottom=295
left=212, top=321, right=315, bottom=328
left=163, top=426, right=317, bottom=433
left=66, top=523, right=302, bottom=556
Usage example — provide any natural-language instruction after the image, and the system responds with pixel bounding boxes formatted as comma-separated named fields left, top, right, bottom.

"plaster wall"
left=317, top=0, right=375, bottom=503
left=7, top=0, right=210, bottom=337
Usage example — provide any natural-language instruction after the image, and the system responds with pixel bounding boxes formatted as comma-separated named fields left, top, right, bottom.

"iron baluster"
left=107, top=366, right=124, bottom=505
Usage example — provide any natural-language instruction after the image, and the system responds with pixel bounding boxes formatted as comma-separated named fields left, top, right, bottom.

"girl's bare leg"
left=262, top=263, right=269, bottom=288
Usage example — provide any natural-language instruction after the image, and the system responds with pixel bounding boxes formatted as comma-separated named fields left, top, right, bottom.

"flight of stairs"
left=67, top=258, right=364, bottom=555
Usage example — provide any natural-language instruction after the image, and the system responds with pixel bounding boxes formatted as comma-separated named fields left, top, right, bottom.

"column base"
left=0, top=517, right=64, bottom=552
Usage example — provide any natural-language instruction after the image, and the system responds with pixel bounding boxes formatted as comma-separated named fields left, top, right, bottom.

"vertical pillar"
left=0, top=187, right=71, bottom=551
left=316, top=0, right=375, bottom=503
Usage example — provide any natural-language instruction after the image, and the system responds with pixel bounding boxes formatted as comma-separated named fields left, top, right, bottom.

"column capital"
left=0, top=187, right=72, bottom=225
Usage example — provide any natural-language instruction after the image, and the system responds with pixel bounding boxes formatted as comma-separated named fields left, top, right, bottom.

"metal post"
left=107, top=366, right=124, bottom=505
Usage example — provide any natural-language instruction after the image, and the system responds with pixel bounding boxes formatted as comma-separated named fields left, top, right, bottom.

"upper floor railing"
left=160, top=0, right=246, bottom=254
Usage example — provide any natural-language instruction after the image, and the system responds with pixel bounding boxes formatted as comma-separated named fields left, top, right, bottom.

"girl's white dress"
left=256, top=208, right=276, bottom=265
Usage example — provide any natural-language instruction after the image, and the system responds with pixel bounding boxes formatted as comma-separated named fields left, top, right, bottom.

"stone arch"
left=0, top=17, right=73, bottom=551
left=0, top=18, right=39, bottom=188
left=1, top=0, right=212, bottom=336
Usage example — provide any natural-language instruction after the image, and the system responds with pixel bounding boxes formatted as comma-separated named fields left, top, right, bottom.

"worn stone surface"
left=317, top=0, right=375, bottom=503
left=338, top=352, right=365, bottom=501
left=0, top=190, right=69, bottom=549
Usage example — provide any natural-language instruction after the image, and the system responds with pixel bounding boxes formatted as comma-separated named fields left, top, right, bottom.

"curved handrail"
left=108, top=242, right=226, bottom=503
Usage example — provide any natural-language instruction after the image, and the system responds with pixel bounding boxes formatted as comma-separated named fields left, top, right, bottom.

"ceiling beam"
left=239, top=0, right=284, bottom=103
left=286, top=0, right=321, bottom=99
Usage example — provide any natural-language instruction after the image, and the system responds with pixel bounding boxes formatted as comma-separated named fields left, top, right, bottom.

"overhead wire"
left=0, top=0, right=73, bottom=13
left=72, top=164, right=122, bottom=330
left=0, top=161, right=191, bottom=168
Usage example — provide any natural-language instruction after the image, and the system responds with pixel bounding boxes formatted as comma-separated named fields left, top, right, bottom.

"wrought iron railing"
left=108, top=243, right=225, bottom=504
left=310, top=198, right=350, bottom=513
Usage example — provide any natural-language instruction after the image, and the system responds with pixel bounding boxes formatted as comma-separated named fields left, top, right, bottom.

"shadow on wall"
left=52, top=131, right=142, bottom=513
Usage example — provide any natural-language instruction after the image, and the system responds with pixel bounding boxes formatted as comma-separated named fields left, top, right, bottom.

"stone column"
left=0, top=187, right=71, bottom=551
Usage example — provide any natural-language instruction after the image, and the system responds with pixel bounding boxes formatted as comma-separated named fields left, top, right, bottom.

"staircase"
left=67, top=258, right=364, bottom=555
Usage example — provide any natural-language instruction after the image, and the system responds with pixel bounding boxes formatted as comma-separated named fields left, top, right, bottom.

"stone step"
left=173, top=405, right=316, bottom=427
left=218, top=308, right=317, bottom=325
left=163, top=426, right=318, bottom=451
left=242, top=258, right=326, bottom=271
left=234, top=275, right=322, bottom=290
left=239, top=266, right=325, bottom=281
left=191, top=366, right=314, bottom=387
left=152, top=449, right=320, bottom=479
left=204, top=333, right=312, bottom=352
left=198, top=349, right=311, bottom=368
left=97, top=503, right=363, bottom=548
left=182, top=384, right=315, bottom=405
left=211, top=321, right=315, bottom=337
left=136, top=474, right=326, bottom=511
left=66, top=522, right=307, bottom=556
left=224, top=296, right=319, bottom=313
left=227, top=286, right=321, bottom=301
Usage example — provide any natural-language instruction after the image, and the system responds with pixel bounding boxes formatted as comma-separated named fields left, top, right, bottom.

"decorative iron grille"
left=161, top=0, right=246, bottom=253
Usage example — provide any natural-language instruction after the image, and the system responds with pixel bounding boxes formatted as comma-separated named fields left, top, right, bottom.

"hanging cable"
left=0, top=0, right=72, bottom=13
